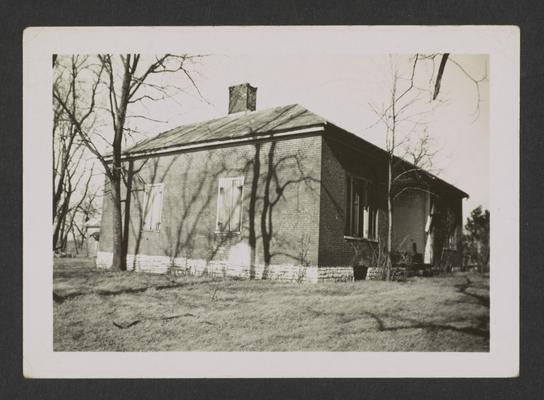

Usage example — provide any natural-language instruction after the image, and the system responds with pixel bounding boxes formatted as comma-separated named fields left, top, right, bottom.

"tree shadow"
left=53, top=278, right=222, bottom=304
left=453, top=277, right=489, bottom=308
left=304, top=280, right=489, bottom=343
left=362, top=311, right=489, bottom=339
left=355, top=278, right=489, bottom=340
left=115, top=105, right=323, bottom=278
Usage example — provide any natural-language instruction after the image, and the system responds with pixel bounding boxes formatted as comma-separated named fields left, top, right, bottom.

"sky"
left=112, top=53, right=489, bottom=220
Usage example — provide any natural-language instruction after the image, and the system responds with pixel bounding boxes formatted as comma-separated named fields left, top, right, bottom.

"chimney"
left=228, top=83, right=257, bottom=114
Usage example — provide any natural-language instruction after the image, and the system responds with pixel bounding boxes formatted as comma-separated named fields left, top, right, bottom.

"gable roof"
left=125, top=104, right=326, bottom=156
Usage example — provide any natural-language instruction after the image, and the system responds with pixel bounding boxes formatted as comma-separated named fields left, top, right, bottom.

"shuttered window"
left=216, top=177, right=244, bottom=233
left=143, top=183, right=164, bottom=232
left=345, top=175, right=379, bottom=240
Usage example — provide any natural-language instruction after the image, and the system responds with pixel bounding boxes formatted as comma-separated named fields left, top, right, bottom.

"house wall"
left=391, top=186, right=464, bottom=270
left=431, top=194, right=464, bottom=271
left=317, top=133, right=465, bottom=274
left=97, top=128, right=466, bottom=280
left=98, top=135, right=323, bottom=281
left=317, top=137, right=389, bottom=273
left=392, top=189, right=428, bottom=256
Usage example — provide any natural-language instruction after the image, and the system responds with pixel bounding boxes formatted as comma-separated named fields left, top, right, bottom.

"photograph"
left=23, top=26, right=518, bottom=377
left=51, top=51, right=490, bottom=353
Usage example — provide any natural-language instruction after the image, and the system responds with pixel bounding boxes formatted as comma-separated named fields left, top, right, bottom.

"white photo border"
left=23, top=25, right=519, bottom=378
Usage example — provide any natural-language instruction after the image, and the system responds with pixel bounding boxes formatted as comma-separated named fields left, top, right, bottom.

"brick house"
left=97, top=83, right=468, bottom=282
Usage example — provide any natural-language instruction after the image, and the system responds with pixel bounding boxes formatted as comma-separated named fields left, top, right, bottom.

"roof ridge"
left=125, top=103, right=308, bottom=153
left=124, top=103, right=325, bottom=155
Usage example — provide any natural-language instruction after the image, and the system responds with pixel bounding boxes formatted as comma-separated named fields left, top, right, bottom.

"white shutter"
left=225, top=179, right=234, bottom=231
left=374, top=209, right=379, bottom=239
left=231, top=178, right=243, bottom=232
left=363, top=207, right=370, bottom=238
left=143, top=186, right=151, bottom=231
left=143, top=184, right=163, bottom=231
left=216, top=177, right=244, bottom=233
left=353, top=190, right=360, bottom=236
left=215, top=178, right=226, bottom=232
left=152, top=185, right=163, bottom=231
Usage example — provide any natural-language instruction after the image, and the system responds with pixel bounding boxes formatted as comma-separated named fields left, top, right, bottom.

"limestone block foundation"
left=96, top=251, right=359, bottom=283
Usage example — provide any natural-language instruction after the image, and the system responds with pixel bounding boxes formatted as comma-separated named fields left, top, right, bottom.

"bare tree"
left=53, top=54, right=204, bottom=270
left=61, top=169, right=102, bottom=254
left=369, top=53, right=487, bottom=280
left=369, top=55, right=434, bottom=279
left=424, top=53, right=488, bottom=120
left=52, top=56, right=98, bottom=253
left=400, top=128, right=438, bottom=172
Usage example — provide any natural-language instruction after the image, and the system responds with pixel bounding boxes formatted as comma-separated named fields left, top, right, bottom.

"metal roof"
left=122, top=102, right=467, bottom=198
left=125, top=104, right=326, bottom=155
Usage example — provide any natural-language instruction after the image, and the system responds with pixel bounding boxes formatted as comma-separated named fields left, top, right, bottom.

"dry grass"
left=53, top=258, right=489, bottom=352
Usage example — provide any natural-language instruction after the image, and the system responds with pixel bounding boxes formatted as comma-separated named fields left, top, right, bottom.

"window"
left=216, top=177, right=244, bottom=233
left=345, top=175, right=379, bottom=240
left=143, top=183, right=164, bottom=232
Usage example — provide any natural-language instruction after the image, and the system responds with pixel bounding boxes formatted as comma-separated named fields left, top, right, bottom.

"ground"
left=53, top=258, right=489, bottom=352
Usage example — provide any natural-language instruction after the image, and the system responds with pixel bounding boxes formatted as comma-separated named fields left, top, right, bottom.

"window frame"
left=215, top=176, right=245, bottom=235
left=344, top=174, right=379, bottom=241
left=142, top=183, right=164, bottom=232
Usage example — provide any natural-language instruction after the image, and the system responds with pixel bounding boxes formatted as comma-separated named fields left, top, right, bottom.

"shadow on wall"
left=248, top=140, right=321, bottom=278
left=119, top=108, right=322, bottom=274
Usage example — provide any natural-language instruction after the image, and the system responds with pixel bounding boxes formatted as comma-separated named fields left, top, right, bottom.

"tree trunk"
left=53, top=190, right=71, bottom=251
left=261, top=142, right=276, bottom=270
left=121, top=160, right=134, bottom=271
left=386, top=156, right=393, bottom=281
left=110, top=173, right=124, bottom=271
left=52, top=215, right=63, bottom=251
left=248, top=144, right=261, bottom=278
left=109, top=56, right=132, bottom=271
left=105, top=55, right=133, bottom=272
left=261, top=200, right=271, bottom=267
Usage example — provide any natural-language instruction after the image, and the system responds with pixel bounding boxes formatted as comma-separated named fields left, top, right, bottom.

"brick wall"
left=317, top=136, right=388, bottom=270
left=99, top=135, right=323, bottom=271
left=97, top=127, right=464, bottom=282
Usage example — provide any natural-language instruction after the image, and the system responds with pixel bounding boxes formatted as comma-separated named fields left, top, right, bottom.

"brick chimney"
left=228, top=83, right=257, bottom=114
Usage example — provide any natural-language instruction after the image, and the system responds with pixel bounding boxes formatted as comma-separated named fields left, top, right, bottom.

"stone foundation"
left=365, top=266, right=385, bottom=280
left=96, top=251, right=417, bottom=283
left=317, top=266, right=354, bottom=282
left=97, top=251, right=172, bottom=274
left=366, top=266, right=407, bottom=282
left=96, top=251, right=322, bottom=283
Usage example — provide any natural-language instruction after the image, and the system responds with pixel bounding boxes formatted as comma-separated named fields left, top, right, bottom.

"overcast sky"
left=122, top=53, right=489, bottom=219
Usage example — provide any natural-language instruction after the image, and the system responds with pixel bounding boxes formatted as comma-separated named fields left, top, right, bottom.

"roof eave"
left=323, top=123, right=469, bottom=199
left=103, top=123, right=327, bottom=162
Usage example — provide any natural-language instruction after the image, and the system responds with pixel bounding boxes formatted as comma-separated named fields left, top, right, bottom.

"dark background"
left=1, top=0, right=541, bottom=398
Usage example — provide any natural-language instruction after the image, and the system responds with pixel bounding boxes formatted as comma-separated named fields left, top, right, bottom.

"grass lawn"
left=53, top=258, right=489, bottom=352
